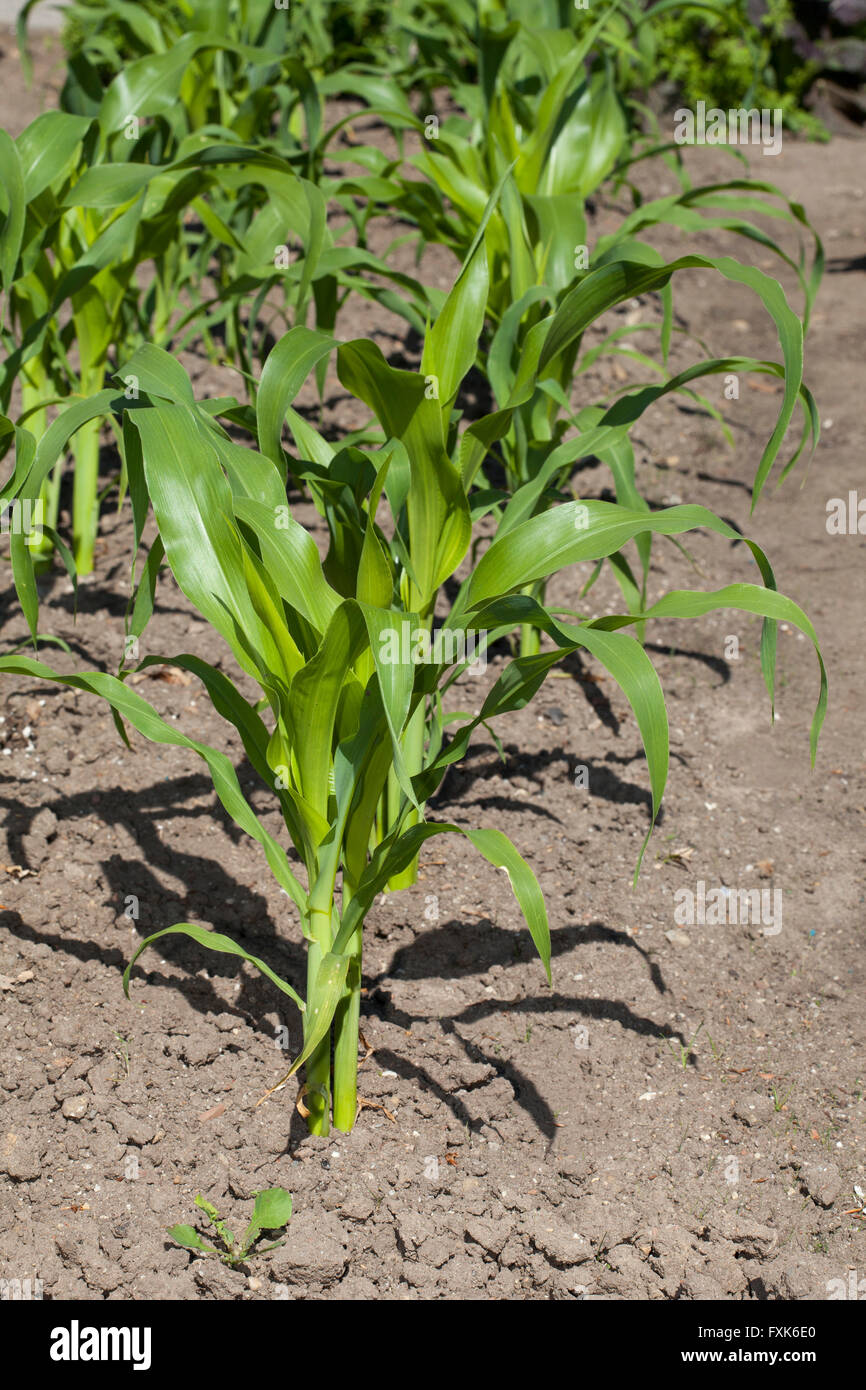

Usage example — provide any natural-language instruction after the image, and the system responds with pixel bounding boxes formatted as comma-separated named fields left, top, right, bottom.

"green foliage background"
left=56, top=0, right=849, bottom=136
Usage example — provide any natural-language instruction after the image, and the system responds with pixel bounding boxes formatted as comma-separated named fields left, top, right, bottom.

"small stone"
left=799, top=1160, right=842, bottom=1210
left=522, top=1212, right=591, bottom=1268
left=62, top=1095, right=89, bottom=1120
left=664, top=929, right=691, bottom=947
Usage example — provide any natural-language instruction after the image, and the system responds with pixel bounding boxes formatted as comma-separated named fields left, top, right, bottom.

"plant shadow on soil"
left=0, top=751, right=695, bottom=1145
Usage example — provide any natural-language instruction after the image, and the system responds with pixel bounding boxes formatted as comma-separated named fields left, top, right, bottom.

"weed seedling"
left=771, top=1085, right=792, bottom=1112
left=665, top=1022, right=705, bottom=1070
left=167, top=1188, right=293, bottom=1268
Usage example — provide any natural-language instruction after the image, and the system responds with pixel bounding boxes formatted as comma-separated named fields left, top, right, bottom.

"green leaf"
left=122, top=923, right=305, bottom=1011
left=421, top=228, right=488, bottom=406
left=462, top=826, right=551, bottom=979
left=16, top=112, right=92, bottom=203
left=287, top=601, right=367, bottom=822
left=334, top=820, right=550, bottom=981
left=539, top=255, right=805, bottom=509
left=232, top=497, right=340, bottom=635
left=241, top=1187, right=293, bottom=1254
left=470, top=598, right=668, bottom=876
left=117, top=345, right=195, bottom=404
left=469, top=500, right=754, bottom=604
left=594, top=582, right=828, bottom=766
left=99, top=34, right=201, bottom=134
left=288, top=951, right=350, bottom=1077
left=129, top=403, right=276, bottom=682
left=251, top=1187, right=293, bottom=1229
left=257, top=326, right=337, bottom=474
left=0, top=131, right=25, bottom=304
left=165, top=1225, right=217, bottom=1255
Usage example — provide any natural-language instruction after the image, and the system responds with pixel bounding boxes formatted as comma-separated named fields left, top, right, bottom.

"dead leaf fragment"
left=356, top=1097, right=396, bottom=1124
left=358, top=1030, right=374, bottom=1067
left=197, top=1102, right=226, bottom=1123
left=656, top=846, right=694, bottom=870
left=0, top=970, right=34, bottom=990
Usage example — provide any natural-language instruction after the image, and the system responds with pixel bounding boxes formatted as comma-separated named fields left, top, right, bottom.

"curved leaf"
left=122, top=923, right=304, bottom=1011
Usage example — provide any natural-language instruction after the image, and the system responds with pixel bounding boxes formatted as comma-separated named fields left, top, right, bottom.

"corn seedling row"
left=0, top=1, right=830, bottom=1142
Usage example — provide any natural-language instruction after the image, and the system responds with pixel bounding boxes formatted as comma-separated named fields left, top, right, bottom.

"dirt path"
left=0, top=33, right=864, bottom=1300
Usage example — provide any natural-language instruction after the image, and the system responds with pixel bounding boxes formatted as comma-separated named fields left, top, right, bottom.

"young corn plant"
left=23, top=0, right=306, bottom=150
left=0, top=107, right=249, bottom=574
left=259, top=233, right=820, bottom=870
left=22, top=0, right=432, bottom=339
left=101, top=220, right=820, bottom=893
left=379, top=9, right=822, bottom=654
left=0, top=98, right=420, bottom=596
left=0, top=109, right=143, bottom=573
left=0, top=297, right=827, bottom=1139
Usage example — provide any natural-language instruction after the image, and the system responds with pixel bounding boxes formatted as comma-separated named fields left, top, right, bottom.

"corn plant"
left=0, top=108, right=228, bottom=573
left=225, top=7, right=820, bottom=670
left=371, top=9, right=823, bottom=657
left=258, top=233, right=819, bottom=854
left=0, top=278, right=827, bottom=1137
left=0, top=0, right=829, bottom=1146
left=51, top=224, right=818, bottom=884
left=0, top=96, right=423, bottom=589
left=22, top=0, right=434, bottom=307
left=24, top=0, right=305, bottom=145
left=0, top=110, right=142, bottom=573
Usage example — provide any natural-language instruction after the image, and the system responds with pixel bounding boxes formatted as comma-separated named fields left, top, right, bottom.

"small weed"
left=666, top=1022, right=705, bottom=1069
left=167, top=1188, right=293, bottom=1268
left=771, top=1085, right=793, bottom=1112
